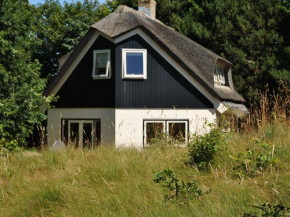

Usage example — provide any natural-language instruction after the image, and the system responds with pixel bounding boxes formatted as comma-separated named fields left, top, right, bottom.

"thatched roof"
left=47, top=5, right=245, bottom=103
left=91, top=6, right=245, bottom=102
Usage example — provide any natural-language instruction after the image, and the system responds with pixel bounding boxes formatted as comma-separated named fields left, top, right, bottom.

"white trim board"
left=49, top=31, right=100, bottom=96
left=47, top=28, right=227, bottom=113
left=92, top=49, right=111, bottom=79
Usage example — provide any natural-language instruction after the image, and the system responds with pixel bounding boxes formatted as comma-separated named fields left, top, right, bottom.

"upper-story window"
left=214, top=65, right=225, bottom=85
left=122, top=49, right=147, bottom=79
left=92, top=49, right=111, bottom=79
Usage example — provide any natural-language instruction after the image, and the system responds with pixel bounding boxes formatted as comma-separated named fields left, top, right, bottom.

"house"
left=44, top=0, right=248, bottom=149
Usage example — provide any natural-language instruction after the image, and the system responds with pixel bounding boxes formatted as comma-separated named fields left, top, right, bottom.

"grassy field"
left=0, top=122, right=290, bottom=217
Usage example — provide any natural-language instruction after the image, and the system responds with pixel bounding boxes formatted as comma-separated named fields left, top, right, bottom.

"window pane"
left=169, top=123, right=186, bottom=143
left=126, top=52, right=143, bottom=75
left=215, top=66, right=225, bottom=85
left=95, top=120, right=101, bottom=145
left=95, top=52, right=108, bottom=75
left=83, top=123, right=93, bottom=148
left=146, top=123, right=164, bottom=144
left=70, top=123, right=79, bottom=147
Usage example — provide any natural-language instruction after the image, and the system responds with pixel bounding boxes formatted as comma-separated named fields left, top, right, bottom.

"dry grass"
left=0, top=123, right=290, bottom=217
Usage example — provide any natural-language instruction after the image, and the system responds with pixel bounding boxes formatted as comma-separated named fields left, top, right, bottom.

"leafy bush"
left=243, top=203, right=290, bottom=217
left=187, top=123, right=227, bottom=170
left=154, top=169, right=210, bottom=205
left=230, top=138, right=278, bottom=178
left=0, top=139, right=20, bottom=153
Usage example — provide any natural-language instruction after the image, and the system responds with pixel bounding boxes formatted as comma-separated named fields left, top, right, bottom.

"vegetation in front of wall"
left=0, top=0, right=109, bottom=149
left=153, top=169, right=210, bottom=205
left=187, top=123, right=228, bottom=170
left=243, top=202, right=290, bottom=217
left=230, top=138, right=278, bottom=180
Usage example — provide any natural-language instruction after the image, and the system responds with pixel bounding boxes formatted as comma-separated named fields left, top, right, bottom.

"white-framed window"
left=143, top=120, right=188, bottom=146
left=62, top=119, right=101, bottom=148
left=122, top=49, right=147, bottom=79
left=214, top=65, right=225, bottom=85
left=92, top=49, right=111, bottom=79
left=144, top=121, right=165, bottom=145
left=167, top=121, right=188, bottom=145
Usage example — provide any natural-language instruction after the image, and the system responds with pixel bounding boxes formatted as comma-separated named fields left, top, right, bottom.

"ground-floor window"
left=167, top=121, right=188, bottom=144
left=144, top=121, right=166, bottom=145
left=143, top=120, right=188, bottom=146
left=61, top=119, right=101, bottom=148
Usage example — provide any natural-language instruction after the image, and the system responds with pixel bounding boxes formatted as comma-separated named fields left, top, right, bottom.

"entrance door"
left=68, top=120, right=94, bottom=148
left=82, top=121, right=94, bottom=148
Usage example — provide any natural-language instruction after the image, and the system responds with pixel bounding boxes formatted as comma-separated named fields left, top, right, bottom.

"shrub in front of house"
left=187, top=123, right=227, bottom=170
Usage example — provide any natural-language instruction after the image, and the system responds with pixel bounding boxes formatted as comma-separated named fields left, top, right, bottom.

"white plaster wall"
left=115, top=109, right=216, bottom=148
left=47, top=108, right=115, bottom=147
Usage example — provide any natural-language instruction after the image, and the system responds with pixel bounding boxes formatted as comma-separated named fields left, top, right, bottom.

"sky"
left=29, top=0, right=106, bottom=5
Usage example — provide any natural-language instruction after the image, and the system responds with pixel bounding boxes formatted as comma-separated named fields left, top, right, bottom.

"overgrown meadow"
left=0, top=125, right=289, bottom=217
left=1, top=87, right=290, bottom=217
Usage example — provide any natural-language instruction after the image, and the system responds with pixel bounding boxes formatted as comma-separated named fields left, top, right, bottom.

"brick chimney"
left=138, top=0, right=156, bottom=19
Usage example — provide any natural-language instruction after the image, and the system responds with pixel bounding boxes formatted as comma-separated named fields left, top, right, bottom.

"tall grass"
left=243, top=81, right=289, bottom=129
left=1, top=124, right=290, bottom=217
left=223, top=81, right=290, bottom=133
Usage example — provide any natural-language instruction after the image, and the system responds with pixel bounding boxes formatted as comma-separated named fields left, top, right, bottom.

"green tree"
left=0, top=0, right=51, bottom=149
left=33, top=0, right=110, bottom=80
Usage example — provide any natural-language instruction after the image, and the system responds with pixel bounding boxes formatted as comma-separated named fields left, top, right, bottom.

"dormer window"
left=92, top=49, right=111, bottom=79
left=214, top=65, right=225, bottom=85
left=122, top=49, right=147, bottom=79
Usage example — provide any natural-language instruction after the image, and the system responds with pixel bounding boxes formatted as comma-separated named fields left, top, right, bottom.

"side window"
left=62, top=119, right=101, bottom=148
left=92, top=49, right=111, bottom=79
left=122, top=49, right=147, bottom=79
left=144, top=121, right=165, bottom=145
left=143, top=120, right=188, bottom=146
left=167, top=121, right=188, bottom=144
left=214, top=65, right=225, bottom=85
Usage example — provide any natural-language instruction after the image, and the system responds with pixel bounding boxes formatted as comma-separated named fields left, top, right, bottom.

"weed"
left=154, top=169, right=209, bottom=205
left=187, top=123, right=227, bottom=170
left=243, top=203, right=290, bottom=217
left=230, top=138, right=278, bottom=179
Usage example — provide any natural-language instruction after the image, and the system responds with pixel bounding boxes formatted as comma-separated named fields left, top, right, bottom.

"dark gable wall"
left=115, top=35, right=213, bottom=108
left=53, top=34, right=213, bottom=109
left=53, top=36, right=115, bottom=108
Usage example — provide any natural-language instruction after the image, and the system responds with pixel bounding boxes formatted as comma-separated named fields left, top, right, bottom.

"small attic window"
left=92, top=49, right=110, bottom=79
left=122, top=49, right=147, bottom=79
left=214, top=65, right=225, bottom=85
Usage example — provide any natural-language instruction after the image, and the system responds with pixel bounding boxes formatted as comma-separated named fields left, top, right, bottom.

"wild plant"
left=232, top=80, right=290, bottom=132
left=230, top=138, right=278, bottom=179
left=154, top=169, right=210, bottom=205
left=243, top=203, right=290, bottom=217
left=187, top=123, right=228, bottom=170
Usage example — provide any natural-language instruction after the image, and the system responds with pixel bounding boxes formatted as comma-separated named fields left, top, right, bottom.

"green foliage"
left=154, top=169, right=208, bottom=205
left=106, top=0, right=138, bottom=11
left=0, top=0, right=51, bottom=149
left=230, top=138, right=278, bottom=178
left=33, top=0, right=111, bottom=80
left=187, top=124, right=227, bottom=170
left=0, top=0, right=111, bottom=149
left=243, top=203, right=290, bottom=217
left=161, top=0, right=290, bottom=99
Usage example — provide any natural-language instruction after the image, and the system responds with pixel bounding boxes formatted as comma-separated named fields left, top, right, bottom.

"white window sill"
left=122, top=76, right=147, bottom=79
left=92, top=76, right=111, bottom=80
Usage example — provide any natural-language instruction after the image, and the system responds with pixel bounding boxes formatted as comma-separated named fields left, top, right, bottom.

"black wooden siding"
left=115, top=35, right=213, bottom=108
left=53, top=34, right=213, bottom=109
left=53, top=36, right=115, bottom=108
